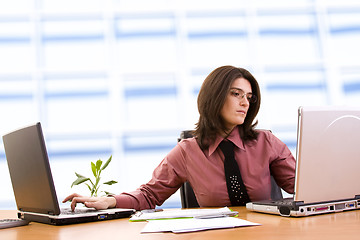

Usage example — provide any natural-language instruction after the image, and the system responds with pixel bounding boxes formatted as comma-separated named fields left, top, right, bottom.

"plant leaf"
left=103, top=180, right=118, bottom=185
left=95, top=176, right=101, bottom=186
left=88, top=179, right=95, bottom=187
left=85, top=183, right=92, bottom=192
left=101, top=155, right=112, bottom=171
left=71, top=176, right=90, bottom=187
left=96, top=159, right=102, bottom=171
left=103, top=191, right=115, bottom=196
left=75, top=172, right=86, bottom=178
left=91, top=162, right=97, bottom=177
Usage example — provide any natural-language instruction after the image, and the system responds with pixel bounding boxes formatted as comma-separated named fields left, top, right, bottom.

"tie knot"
left=219, top=140, right=234, bottom=158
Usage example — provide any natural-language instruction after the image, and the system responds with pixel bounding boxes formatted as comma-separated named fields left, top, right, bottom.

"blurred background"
left=1, top=0, right=360, bottom=209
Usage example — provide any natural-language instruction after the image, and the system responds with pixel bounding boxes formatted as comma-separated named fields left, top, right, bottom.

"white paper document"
left=141, top=216, right=260, bottom=233
left=130, top=207, right=237, bottom=221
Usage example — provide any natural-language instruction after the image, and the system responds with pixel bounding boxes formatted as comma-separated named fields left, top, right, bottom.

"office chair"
left=178, top=130, right=283, bottom=208
left=177, top=130, right=200, bottom=208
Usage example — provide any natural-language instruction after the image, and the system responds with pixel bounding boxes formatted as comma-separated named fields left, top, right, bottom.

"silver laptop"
left=246, top=106, right=360, bottom=217
left=2, top=122, right=135, bottom=225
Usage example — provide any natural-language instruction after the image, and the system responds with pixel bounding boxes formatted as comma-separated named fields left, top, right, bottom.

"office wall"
left=1, top=0, right=360, bottom=209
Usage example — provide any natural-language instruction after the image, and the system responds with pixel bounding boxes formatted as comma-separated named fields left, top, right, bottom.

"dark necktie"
left=219, top=140, right=250, bottom=206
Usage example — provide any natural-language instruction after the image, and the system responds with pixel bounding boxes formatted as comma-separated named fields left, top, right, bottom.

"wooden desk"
left=1, top=207, right=360, bottom=240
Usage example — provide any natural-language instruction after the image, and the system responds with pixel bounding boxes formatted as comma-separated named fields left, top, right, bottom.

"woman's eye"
left=231, top=91, right=240, bottom=96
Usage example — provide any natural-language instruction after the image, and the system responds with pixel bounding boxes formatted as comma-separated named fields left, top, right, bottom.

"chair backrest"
left=180, top=181, right=200, bottom=208
left=178, top=130, right=200, bottom=208
left=178, top=130, right=283, bottom=208
left=270, top=174, right=283, bottom=200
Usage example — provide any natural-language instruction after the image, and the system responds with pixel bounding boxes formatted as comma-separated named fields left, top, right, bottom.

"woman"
left=64, top=65, right=296, bottom=211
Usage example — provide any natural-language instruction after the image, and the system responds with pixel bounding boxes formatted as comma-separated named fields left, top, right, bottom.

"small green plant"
left=71, top=155, right=117, bottom=197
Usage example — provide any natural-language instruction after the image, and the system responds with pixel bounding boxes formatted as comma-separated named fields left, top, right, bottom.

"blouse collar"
left=208, top=126, right=245, bottom=156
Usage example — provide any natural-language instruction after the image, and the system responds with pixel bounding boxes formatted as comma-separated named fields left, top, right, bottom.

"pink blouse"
left=114, top=127, right=296, bottom=210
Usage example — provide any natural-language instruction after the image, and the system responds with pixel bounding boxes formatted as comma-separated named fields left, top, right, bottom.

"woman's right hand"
left=62, top=193, right=117, bottom=211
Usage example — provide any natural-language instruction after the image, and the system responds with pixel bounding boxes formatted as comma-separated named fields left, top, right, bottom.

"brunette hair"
left=193, top=65, right=261, bottom=149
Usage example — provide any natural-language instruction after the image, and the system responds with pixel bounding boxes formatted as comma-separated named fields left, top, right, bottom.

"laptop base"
left=19, top=208, right=135, bottom=225
left=246, top=196, right=360, bottom=217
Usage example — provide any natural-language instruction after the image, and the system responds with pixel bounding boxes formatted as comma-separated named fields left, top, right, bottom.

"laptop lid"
left=294, top=106, right=360, bottom=204
left=3, top=122, right=61, bottom=215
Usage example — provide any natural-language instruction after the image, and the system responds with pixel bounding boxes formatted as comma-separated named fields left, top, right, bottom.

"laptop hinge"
left=277, top=200, right=304, bottom=216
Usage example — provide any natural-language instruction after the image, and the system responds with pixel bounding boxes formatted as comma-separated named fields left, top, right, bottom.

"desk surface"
left=1, top=207, right=360, bottom=240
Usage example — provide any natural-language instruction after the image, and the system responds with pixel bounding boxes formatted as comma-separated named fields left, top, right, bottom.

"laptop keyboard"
left=271, top=198, right=294, bottom=205
left=61, top=208, right=99, bottom=215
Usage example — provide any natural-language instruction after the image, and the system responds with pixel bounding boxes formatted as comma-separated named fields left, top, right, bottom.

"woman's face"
left=220, top=77, right=253, bottom=133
